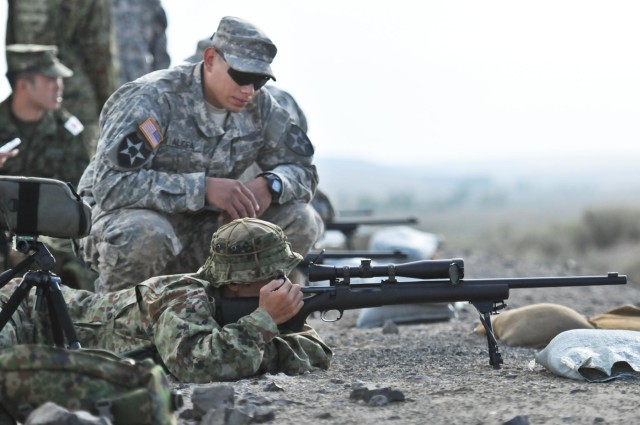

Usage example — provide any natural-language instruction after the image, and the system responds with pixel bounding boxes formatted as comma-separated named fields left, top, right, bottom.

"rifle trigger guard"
left=321, top=309, right=343, bottom=322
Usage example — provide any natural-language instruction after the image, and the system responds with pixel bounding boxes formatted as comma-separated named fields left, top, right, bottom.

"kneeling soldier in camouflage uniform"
left=77, top=16, right=323, bottom=293
left=0, top=218, right=332, bottom=382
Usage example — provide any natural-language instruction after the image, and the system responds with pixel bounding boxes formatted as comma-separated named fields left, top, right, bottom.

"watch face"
left=271, top=178, right=282, bottom=193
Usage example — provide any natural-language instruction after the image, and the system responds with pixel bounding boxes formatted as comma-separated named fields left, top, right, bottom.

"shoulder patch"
left=115, top=132, right=153, bottom=169
left=138, top=117, right=163, bottom=148
left=285, top=124, right=314, bottom=157
left=64, top=115, right=84, bottom=136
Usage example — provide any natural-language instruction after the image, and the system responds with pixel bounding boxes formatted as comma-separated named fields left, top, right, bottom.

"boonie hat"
left=197, top=218, right=302, bottom=286
left=6, top=44, right=73, bottom=78
left=211, top=16, right=277, bottom=80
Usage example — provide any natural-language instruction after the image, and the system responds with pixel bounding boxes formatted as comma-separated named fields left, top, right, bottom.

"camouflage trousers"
left=78, top=203, right=323, bottom=292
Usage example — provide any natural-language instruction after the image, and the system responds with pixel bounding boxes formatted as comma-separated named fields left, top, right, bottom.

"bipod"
left=472, top=300, right=505, bottom=369
left=0, top=237, right=81, bottom=349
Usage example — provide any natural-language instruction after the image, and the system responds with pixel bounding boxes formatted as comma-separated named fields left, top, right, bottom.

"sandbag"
left=368, top=225, right=439, bottom=261
left=357, top=303, right=460, bottom=328
left=535, top=329, right=640, bottom=381
left=474, top=303, right=594, bottom=348
left=588, top=304, right=640, bottom=331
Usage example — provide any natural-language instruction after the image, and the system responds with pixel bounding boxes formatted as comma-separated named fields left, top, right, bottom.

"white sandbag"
left=535, top=329, right=640, bottom=381
left=314, top=230, right=348, bottom=250
left=356, top=303, right=460, bottom=328
left=368, top=226, right=439, bottom=261
left=357, top=227, right=458, bottom=328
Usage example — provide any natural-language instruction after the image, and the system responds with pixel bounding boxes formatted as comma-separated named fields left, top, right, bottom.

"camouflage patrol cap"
left=211, top=16, right=277, bottom=80
left=6, top=44, right=73, bottom=78
left=197, top=218, right=302, bottom=286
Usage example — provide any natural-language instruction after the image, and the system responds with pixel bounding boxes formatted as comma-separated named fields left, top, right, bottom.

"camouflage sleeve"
left=76, top=0, right=117, bottom=108
left=255, top=94, right=319, bottom=204
left=149, top=282, right=330, bottom=382
left=88, top=85, right=205, bottom=213
left=259, top=325, right=333, bottom=375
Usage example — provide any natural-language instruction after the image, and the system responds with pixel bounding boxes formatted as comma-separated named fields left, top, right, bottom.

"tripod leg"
left=47, top=282, right=81, bottom=349
left=45, top=288, right=65, bottom=348
left=0, top=280, right=32, bottom=332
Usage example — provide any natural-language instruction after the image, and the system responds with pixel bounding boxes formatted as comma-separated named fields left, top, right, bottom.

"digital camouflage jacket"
left=0, top=96, right=90, bottom=186
left=77, top=62, right=318, bottom=222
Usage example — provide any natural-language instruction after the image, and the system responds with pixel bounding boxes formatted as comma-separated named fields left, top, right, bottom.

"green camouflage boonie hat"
left=211, top=16, right=277, bottom=80
left=6, top=44, right=73, bottom=78
left=197, top=218, right=302, bottom=286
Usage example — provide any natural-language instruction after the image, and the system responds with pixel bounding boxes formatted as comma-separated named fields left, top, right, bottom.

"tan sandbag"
left=474, top=303, right=595, bottom=348
left=588, top=304, right=640, bottom=331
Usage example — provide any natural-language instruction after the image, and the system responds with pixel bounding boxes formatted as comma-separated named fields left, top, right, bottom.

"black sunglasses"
left=216, top=49, right=270, bottom=90
left=227, top=68, right=270, bottom=90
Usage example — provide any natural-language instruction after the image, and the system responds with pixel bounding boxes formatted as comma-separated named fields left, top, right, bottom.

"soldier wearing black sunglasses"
left=75, top=16, right=323, bottom=293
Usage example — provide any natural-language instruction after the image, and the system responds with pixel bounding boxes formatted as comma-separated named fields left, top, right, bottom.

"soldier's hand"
left=0, top=149, right=19, bottom=168
left=205, top=177, right=259, bottom=219
left=258, top=277, right=304, bottom=325
left=244, top=177, right=273, bottom=218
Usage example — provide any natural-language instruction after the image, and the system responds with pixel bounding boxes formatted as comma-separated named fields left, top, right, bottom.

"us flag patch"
left=138, top=117, right=163, bottom=148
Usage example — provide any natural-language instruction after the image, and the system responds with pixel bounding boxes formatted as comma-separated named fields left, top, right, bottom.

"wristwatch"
left=263, top=173, right=283, bottom=201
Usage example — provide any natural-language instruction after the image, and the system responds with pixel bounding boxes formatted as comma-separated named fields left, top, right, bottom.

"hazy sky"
left=1, top=1, right=639, bottom=166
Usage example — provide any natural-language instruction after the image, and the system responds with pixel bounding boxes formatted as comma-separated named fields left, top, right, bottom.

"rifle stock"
left=213, top=258, right=627, bottom=369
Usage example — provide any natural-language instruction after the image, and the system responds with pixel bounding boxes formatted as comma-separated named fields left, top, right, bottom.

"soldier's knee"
left=85, top=211, right=182, bottom=290
left=292, top=203, right=324, bottom=242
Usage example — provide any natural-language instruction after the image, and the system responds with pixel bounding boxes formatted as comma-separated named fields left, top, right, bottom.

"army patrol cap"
left=198, top=218, right=302, bottom=286
left=6, top=44, right=73, bottom=78
left=211, top=16, right=277, bottom=80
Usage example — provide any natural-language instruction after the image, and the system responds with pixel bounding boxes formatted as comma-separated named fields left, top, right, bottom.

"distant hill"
left=315, top=154, right=640, bottom=213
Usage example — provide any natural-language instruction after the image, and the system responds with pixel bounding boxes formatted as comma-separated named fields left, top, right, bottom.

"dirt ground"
left=175, top=250, right=640, bottom=425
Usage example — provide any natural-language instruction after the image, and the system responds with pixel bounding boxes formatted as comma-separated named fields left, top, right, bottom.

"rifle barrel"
left=460, top=273, right=626, bottom=289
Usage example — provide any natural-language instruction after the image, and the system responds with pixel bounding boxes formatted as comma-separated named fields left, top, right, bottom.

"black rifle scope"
left=308, top=258, right=464, bottom=284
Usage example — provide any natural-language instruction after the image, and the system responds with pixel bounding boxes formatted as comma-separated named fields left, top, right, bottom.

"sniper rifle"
left=214, top=258, right=627, bottom=369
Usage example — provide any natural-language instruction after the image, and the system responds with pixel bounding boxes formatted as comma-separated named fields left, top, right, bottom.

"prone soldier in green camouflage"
left=0, top=218, right=333, bottom=382
left=76, top=16, right=324, bottom=293
left=0, top=44, right=96, bottom=290
left=6, top=0, right=118, bottom=154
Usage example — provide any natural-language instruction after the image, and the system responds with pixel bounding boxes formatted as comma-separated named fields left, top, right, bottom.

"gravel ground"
left=174, top=250, right=640, bottom=425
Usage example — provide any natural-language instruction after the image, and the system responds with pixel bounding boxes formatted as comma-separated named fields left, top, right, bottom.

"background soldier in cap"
left=6, top=0, right=117, bottom=154
left=0, top=44, right=96, bottom=290
left=76, top=16, right=323, bottom=293
left=0, top=218, right=333, bottom=382
left=0, top=45, right=90, bottom=185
